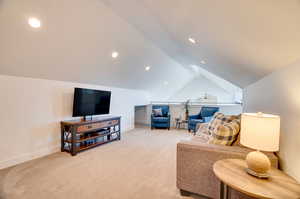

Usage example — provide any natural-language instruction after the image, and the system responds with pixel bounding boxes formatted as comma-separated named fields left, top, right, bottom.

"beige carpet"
left=0, top=127, right=205, bottom=199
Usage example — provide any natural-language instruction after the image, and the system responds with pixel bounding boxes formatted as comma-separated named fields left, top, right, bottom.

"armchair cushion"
left=162, top=113, right=169, bottom=117
left=189, top=119, right=203, bottom=124
left=152, top=116, right=170, bottom=123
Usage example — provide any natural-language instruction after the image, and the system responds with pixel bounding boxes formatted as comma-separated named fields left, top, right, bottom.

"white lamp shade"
left=240, top=113, right=280, bottom=152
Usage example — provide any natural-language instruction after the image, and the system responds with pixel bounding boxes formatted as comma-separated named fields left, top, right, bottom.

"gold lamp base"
left=245, top=150, right=271, bottom=179
left=245, top=168, right=269, bottom=179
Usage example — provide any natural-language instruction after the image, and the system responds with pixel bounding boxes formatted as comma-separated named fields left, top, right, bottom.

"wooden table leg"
left=220, top=181, right=224, bottom=199
left=224, top=183, right=230, bottom=199
left=220, top=181, right=230, bottom=199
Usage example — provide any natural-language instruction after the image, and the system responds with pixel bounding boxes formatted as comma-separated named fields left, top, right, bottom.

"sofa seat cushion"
left=209, top=119, right=240, bottom=146
left=152, top=117, right=169, bottom=123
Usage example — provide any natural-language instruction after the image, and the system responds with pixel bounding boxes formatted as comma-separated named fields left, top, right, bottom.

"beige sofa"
left=176, top=124, right=279, bottom=199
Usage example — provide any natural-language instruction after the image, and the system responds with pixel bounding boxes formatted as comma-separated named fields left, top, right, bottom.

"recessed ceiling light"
left=164, top=81, right=169, bottom=85
left=200, top=60, right=206, bottom=64
left=188, top=37, right=196, bottom=44
left=145, top=66, right=151, bottom=71
left=28, top=17, right=41, bottom=28
left=111, top=51, right=119, bottom=58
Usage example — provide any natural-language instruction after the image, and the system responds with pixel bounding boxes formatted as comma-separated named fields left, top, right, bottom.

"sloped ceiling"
left=0, top=0, right=194, bottom=99
left=101, top=0, right=300, bottom=87
left=1, top=0, right=300, bottom=99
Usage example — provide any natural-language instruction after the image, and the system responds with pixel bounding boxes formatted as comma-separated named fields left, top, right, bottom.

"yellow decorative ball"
left=246, top=151, right=271, bottom=174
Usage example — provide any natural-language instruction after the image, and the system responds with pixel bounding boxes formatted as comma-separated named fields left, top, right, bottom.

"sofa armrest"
left=177, top=140, right=278, bottom=198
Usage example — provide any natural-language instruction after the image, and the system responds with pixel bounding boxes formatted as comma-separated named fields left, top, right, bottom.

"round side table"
left=213, top=159, right=300, bottom=199
left=175, top=118, right=188, bottom=129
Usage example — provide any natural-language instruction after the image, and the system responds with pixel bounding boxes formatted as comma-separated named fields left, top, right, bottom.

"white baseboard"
left=0, top=127, right=136, bottom=170
left=123, top=126, right=134, bottom=133
left=135, top=122, right=150, bottom=126
left=0, top=145, right=60, bottom=170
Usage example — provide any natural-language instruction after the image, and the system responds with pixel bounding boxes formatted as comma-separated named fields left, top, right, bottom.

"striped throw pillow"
left=209, top=119, right=240, bottom=145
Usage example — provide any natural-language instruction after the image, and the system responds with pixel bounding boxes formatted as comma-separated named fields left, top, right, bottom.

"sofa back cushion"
left=208, top=119, right=240, bottom=146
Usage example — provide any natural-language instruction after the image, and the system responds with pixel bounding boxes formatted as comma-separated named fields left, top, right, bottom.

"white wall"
left=134, top=106, right=149, bottom=125
left=243, top=60, right=300, bottom=181
left=168, top=74, right=236, bottom=103
left=0, top=75, right=149, bottom=169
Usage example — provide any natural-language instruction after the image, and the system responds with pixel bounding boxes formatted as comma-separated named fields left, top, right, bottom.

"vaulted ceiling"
left=1, top=0, right=300, bottom=99
left=101, top=0, right=300, bottom=87
left=0, top=0, right=194, bottom=99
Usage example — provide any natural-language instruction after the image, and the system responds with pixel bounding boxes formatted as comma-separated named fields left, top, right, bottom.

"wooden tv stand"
left=60, top=116, right=121, bottom=156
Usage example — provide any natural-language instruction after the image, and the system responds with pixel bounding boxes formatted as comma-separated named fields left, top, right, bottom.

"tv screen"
left=72, top=88, right=111, bottom=117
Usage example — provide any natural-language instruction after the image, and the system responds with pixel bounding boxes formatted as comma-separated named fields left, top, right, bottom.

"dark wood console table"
left=61, top=116, right=121, bottom=156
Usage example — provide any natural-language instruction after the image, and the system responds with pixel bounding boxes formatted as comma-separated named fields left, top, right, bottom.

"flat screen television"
left=72, top=88, right=111, bottom=118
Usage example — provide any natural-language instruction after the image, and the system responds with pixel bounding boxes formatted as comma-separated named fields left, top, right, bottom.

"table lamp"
left=240, top=112, right=280, bottom=178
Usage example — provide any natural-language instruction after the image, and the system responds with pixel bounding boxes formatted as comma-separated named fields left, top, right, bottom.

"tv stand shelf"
left=61, top=116, right=121, bottom=156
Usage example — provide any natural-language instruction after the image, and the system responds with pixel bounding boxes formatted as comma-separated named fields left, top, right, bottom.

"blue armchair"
left=151, top=105, right=171, bottom=130
left=188, top=106, right=219, bottom=132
